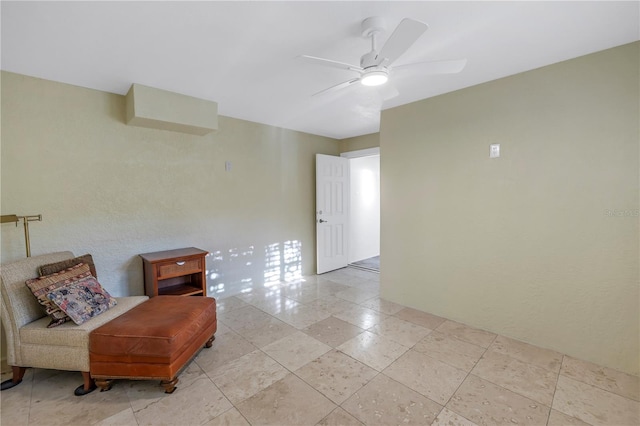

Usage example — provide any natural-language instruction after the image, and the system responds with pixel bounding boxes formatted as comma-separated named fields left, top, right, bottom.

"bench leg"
left=95, top=379, right=113, bottom=392
left=205, top=335, right=215, bottom=348
left=0, top=366, right=27, bottom=391
left=160, top=377, right=179, bottom=394
left=74, top=371, right=97, bottom=396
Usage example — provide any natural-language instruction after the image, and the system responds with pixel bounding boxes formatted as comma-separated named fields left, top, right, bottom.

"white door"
left=316, top=154, right=349, bottom=274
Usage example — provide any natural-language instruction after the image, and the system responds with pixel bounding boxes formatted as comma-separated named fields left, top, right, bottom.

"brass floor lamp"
left=1, top=214, right=42, bottom=257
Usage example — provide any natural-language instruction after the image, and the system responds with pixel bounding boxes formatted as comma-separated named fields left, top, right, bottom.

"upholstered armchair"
left=0, top=251, right=148, bottom=395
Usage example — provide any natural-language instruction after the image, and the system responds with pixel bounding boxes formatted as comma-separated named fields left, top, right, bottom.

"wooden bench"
left=89, top=295, right=217, bottom=393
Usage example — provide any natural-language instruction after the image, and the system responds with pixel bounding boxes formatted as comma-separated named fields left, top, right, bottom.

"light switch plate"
left=490, top=144, right=500, bottom=158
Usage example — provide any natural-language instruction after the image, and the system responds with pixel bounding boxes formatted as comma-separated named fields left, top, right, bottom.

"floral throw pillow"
left=25, top=263, right=92, bottom=327
left=46, top=276, right=117, bottom=325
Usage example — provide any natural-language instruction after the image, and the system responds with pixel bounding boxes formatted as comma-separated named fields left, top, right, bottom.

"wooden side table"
left=139, top=247, right=208, bottom=297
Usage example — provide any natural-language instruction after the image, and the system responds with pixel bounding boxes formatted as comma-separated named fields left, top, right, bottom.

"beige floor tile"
left=321, top=271, right=370, bottom=287
left=394, top=307, right=446, bottom=330
left=273, top=303, right=332, bottom=329
left=27, top=370, right=132, bottom=426
left=547, top=409, right=591, bottom=426
left=93, top=408, right=138, bottom=426
left=125, top=376, right=175, bottom=414
left=489, top=335, right=563, bottom=373
left=436, top=320, right=497, bottom=348
left=561, top=355, right=640, bottom=401
left=133, top=374, right=232, bottom=425
left=236, top=374, right=336, bottom=425
left=553, top=375, right=640, bottom=426
left=214, top=296, right=250, bottom=314
left=215, top=321, right=233, bottom=335
left=383, top=349, right=467, bottom=405
left=360, top=297, right=405, bottom=315
left=8, top=267, right=640, bottom=426
left=471, top=350, right=558, bottom=406
left=121, top=363, right=232, bottom=425
left=316, top=407, right=364, bottom=426
left=342, top=267, right=380, bottom=280
left=413, top=330, right=486, bottom=372
left=347, top=279, right=380, bottom=291
left=218, top=305, right=272, bottom=329
left=431, top=407, right=478, bottom=426
left=342, top=374, right=442, bottom=425
left=233, top=315, right=298, bottom=348
left=295, top=349, right=378, bottom=404
left=31, top=367, right=62, bottom=383
left=334, top=304, right=387, bottom=329
left=282, top=280, right=349, bottom=303
left=317, top=280, right=353, bottom=295
left=337, top=330, right=409, bottom=371
left=447, top=374, right=550, bottom=426
left=0, top=369, right=34, bottom=426
left=280, top=284, right=325, bottom=304
left=244, top=293, right=301, bottom=315
left=208, top=349, right=289, bottom=404
left=204, top=408, right=250, bottom=426
left=195, top=329, right=257, bottom=374
left=234, top=287, right=285, bottom=306
left=302, top=316, right=365, bottom=347
left=262, top=331, right=331, bottom=371
left=368, top=315, right=432, bottom=347
left=335, top=287, right=379, bottom=304
left=305, top=295, right=359, bottom=315
left=126, top=361, right=210, bottom=412
left=295, top=274, right=324, bottom=284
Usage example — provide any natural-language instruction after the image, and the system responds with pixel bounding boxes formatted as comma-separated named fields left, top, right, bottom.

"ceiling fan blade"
left=313, top=78, right=361, bottom=97
left=394, top=58, right=467, bottom=76
left=298, top=55, right=363, bottom=72
left=375, top=18, right=428, bottom=66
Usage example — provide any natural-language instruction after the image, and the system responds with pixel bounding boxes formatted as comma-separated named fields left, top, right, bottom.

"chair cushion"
left=20, top=296, right=149, bottom=348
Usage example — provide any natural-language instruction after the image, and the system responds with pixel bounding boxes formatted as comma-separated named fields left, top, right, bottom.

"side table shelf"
left=139, top=247, right=208, bottom=297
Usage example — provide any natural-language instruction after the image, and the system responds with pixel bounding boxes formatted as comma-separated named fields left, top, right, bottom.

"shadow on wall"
left=206, top=240, right=302, bottom=298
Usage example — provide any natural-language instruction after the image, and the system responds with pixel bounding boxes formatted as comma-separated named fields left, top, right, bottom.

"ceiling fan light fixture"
left=361, top=69, right=388, bottom=86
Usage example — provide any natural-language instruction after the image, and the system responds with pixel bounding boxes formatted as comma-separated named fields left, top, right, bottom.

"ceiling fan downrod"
left=360, top=17, right=389, bottom=86
left=361, top=17, right=386, bottom=69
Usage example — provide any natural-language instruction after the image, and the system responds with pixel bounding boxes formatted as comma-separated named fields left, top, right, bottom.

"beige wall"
left=1, top=71, right=339, bottom=299
left=380, top=42, right=639, bottom=375
left=340, top=132, right=379, bottom=153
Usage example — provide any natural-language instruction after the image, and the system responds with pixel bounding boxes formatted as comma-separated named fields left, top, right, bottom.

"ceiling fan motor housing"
left=360, top=50, right=381, bottom=68
left=360, top=67, right=389, bottom=86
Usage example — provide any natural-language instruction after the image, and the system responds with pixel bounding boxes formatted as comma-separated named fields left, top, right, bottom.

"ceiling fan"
left=299, top=17, right=467, bottom=98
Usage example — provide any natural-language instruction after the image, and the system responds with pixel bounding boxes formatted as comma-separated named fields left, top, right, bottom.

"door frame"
left=340, top=147, right=380, bottom=266
left=315, top=148, right=380, bottom=274
left=340, top=147, right=380, bottom=159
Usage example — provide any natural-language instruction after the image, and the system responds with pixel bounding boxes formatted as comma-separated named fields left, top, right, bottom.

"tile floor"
left=1, top=267, right=639, bottom=425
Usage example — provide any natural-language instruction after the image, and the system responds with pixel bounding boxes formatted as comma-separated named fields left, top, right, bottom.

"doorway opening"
left=342, top=148, right=380, bottom=273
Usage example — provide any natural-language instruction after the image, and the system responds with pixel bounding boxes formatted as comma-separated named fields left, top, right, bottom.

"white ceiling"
left=2, top=1, right=638, bottom=140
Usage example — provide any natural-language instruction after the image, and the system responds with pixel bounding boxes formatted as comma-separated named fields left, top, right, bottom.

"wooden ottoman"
left=89, top=295, right=216, bottom=394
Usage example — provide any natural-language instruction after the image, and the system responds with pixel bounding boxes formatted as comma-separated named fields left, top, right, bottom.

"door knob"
left=319, top=219, right=328, bottom=223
